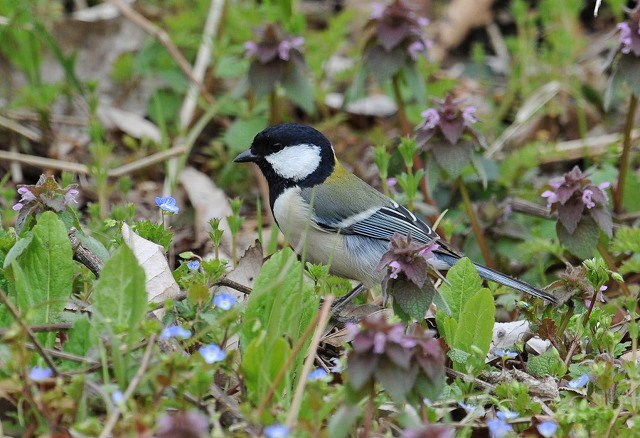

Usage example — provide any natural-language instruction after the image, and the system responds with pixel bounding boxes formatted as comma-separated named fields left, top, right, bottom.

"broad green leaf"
left=435, top=312, right=458, bottom=346
left=390, top=277, right=435, bottom=322
left=240, top=248, right=318, bottom=409
left=63, top=316, right=92, bottom=368
left=439, top=257, right=483, bottom=321
left=3, top=232, right=33, bottom=269
left=242, top=336, right=291, bottom=410
left=328, top=405, right=361, bottom=438
left=454, top=288, right=495, bottom=365
left=527, top=347, right=567, bottom=378
left=557, top=218, right=599, bottom=260
left=10, top=212, right=73, bottom=347
left=92, top=244, right=147, bottom=333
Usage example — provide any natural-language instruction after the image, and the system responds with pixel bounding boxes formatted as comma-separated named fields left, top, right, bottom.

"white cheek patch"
left=265, top=144, right=322, bottom=181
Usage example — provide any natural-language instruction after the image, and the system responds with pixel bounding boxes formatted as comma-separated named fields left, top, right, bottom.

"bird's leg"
left=329, top=283, right=366, bottom=316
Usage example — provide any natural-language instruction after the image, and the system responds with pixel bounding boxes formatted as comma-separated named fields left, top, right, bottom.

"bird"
left=234, top=123, right=556, bottom=304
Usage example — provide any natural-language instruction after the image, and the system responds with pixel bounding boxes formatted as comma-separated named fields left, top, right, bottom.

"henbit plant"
left=605, top=4, right=640, bottom=213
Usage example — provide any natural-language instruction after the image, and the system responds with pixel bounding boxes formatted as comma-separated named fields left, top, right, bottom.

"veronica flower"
left=308, top=368, right=328, bottom=381
left=264, top=424, right=289, bottom=438
left=187, top=260, right=200, bottom=270
left=496, top=410, right=519, bottom=421
left=160, top=325, right=192, bottom=340
left=199, top=344, right=226, bottom=363
left=213, top=293, right=236, bottom=310
left=155, top=196, right=179, bottom=215
left=111, top=390, right=125, bottom=405
left=494, top=349, right=518, bottom=359
left=29, top=366, right=53, bottom=382
left=567, top=373, right=589, bottom=389
left=458, top=401, right=484, bottom=415
left=537, top=421, right=558, bottom=437
left=487, top=418, right=513, bottom=438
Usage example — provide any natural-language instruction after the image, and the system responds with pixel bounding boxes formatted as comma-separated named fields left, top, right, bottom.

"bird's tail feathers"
left=435, top=252, right=556, bottom=303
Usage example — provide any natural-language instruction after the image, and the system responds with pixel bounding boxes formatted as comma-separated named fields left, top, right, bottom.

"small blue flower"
left=187, top=260, right=201, bottom=270
left=496, top=410, right=519, bottom=421
left=567, top=373, right=589, bottom=389
left=199, top=344, right=226, bottom=363
left=111, top=390, right=125, bottom=405
left=458, top=401, right=484, bottom=415
left=487, top=418, right=513, bottom=438
left=537, top=421, right=558, bottom=437
left=494, top=349, right=518, bottom=359
left=155, top=196, right=179, bottom=215
left=160, top=325, right=192, bottom=340
left=264, top=424, right=289, bottom=438
left=213, top=293, right=236, bottom=310
left=308, top=368, right=328, bottom=381
left=29, top=366, right=53, bottom=382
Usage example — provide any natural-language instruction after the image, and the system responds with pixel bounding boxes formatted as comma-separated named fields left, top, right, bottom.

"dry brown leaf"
left=97, top=105, right=162, bottom=143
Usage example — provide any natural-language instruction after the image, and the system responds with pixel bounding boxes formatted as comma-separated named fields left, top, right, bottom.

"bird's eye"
left=272, top=143, right=283, bottom=151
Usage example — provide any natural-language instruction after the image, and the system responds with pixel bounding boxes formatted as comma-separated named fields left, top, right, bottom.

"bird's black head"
left=234, top=123, right=336, bottom=206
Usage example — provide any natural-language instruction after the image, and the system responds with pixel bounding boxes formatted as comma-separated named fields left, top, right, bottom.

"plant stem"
left=391, top=74, right=411, bottom=136
left=457, top=178, right=496, bottom=269
left=269, top=89, right=280, bottom=125
left=614, top=94, right=638, bottom=213
left=565, top=286, right=599, bottom=367
left=363, top=383, right=375, bottom=438
left=597, top=243, right=631, bottom=296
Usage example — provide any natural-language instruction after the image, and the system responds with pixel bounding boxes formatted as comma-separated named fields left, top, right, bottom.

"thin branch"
left=0, top=323, right=72, bottom=337
left=0, top=149, right=90, bottom=174
left=68, top=227, right=104, bottom=277
left=98, top=333, right=158, bottom=438
left=214, top=277, right=252, bottom=295
left=107, top=145, right=189, bottom=177
left=0, top=288, right=60, bottom=376
left=285, top=295, right=335, bottom=429
left=107, top=0, right=214, bottom=105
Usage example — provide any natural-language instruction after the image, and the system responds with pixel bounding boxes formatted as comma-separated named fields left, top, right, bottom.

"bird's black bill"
left=234, top=149, right=260, bottom=163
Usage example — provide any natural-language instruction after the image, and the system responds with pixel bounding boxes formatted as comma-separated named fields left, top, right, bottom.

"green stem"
left=391, top=74, right=411, bottom=136
left=596, top=242, right=631, bottom=296
left=269, top=89, right=280, bottom=125
left=458, top=178, right=496, bottom=269
left=614, top=94, right=638, bottom=213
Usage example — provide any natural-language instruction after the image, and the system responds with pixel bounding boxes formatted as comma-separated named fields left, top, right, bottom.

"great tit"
left=235, top=123, right=556, bottom=303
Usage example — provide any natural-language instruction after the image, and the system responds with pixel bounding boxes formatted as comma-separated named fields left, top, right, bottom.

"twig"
left=507, top=197, right=554, bottom=219
left=24, top=343, right=99, bottom=366
left=98, top=333, right=158, bottom=438
left=0, top=323, right=72, bottom=337
left=107, top=145, right=189, bottom=177
left=68, top=228, right=104, bottom=277
left=538, top=128, right=640, bottom=164
left=0, top=114, right=41, bottom=141
left=285, top=295, right=334, bottom=429
left=458, top=178, right=495, bottom=269
left=209, top=384, right=260, bottom=434
left=0, top=288, right=60, bottom=376
left=446, top=367, right=496, bottom=392
left=214, top=277, right=252, bottom=295
left=107, top=0, right=214, bottom=105
left=0, top=149, right=90, bottom=174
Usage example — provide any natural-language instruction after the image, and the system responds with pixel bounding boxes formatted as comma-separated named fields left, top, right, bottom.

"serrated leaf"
left=439, top=257, right=483, bottom=321
left=92, top=244, right=146, bottom=333
left=389, top=277, right=434, bottom=321
left=282, top=65, right=316, bottom=114
left=616, top=55, right=640, bottom=98
left=447, top=348, right=470, bottom=364
left=620, top=254, right=640, bottom=275
left=453, top=288, right=495, bottom=365
left=527, top=347, right=566, bottom=378
left=557, top=217, right=599, bottom=260
left=611, top=226, right=640, bottom=253
left=10, top=212, right=73, bottom=348
left=432, top=142, right=472, bottom=178
left=374, top=359, right=418, bottom=402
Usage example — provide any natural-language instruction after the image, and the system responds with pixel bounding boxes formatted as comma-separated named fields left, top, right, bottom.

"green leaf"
left=3, top=232, right=33, bottom=268
left=527, top=347, right=567, bottom=378
left=611, top=226, right=640, bottom=253
left=282, top=65, right=316, bottom=115
left=439, top=257, right=483, bottom=321
left=557, top=217, right=599, bottom=260
left=92, top=244, right=147, bottom=333
left=389, top=277, right=435, bottom=322
left=10, top=212, right=73, bottom=347
left=242, top=336, right=291, bottom=409
left=239, top=248, right=318, bottom=408
left=328, top=405, right=361, bottom=438
left=621, top=254, right=640, bottom=275
left=222, top=117, right=269, bottom=155
left=435, top=312, right=458, bottom=346
left=622, top=171, right=640, bottom=212
left=453, top=288, right=495, bottom=366
left=63, top=316, right=92, bottom=367
left=616, top=55, right=640, bottom=98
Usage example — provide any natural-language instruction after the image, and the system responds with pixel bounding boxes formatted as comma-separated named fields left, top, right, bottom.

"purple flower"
left=244, top=40, right=258, bottom=57
left=494, top=349, right=518, bottom=359
left=264, top=424, right=289, bottom=438
left=213, top=293, right=236, bottom=310
left=187, top=260, right=200, bottom=270
left=389, top=261, right=402, bottom=279
left=29, top=366, right=53, bottom=382
left=155, top=196, right=179, bottom=215
left=160, top=325, right=192, bottom=340
left=111, top=390, right=125, bottom=404
left=370, top=2, right=385, bottom=19
left=277, top=36, right=304, bottom=61
left=537, top=421, right=558, bottom=437
left=12, top=203, right=23, bottom=211
left=496, top=410, right=519, bottom=421
left=567, top=373, right=589, bottom=389
left=308, top=368, right=328, bottom=381
left=541, top=190, right=559, bottom=208
left=487, top=418, right=513, bottom=438
left=407, top=40, right=426, bottom=60
left=386, top=177, right=398, bottom=188
left=462, top=106, right=478, bottom=125
left=421, top=108, right=440, bottom=129
left=199, top=344, right=226, bottom=363
left=18, top=187, right=36, bottom=202
left=618, top=22, right=633, bottom=54
left=458, top=401, right=484, bottom=415
left=582, top=189, right=595, bottom=209
left=65, top=189, right=79, bottom=205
